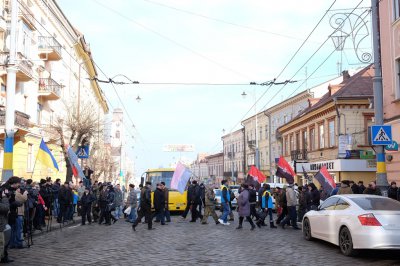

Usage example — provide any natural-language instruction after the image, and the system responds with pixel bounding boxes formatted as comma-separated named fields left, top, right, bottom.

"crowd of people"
left=1, top=173, right=399, bottom=264
left=0, top=175, right=131, bottom=264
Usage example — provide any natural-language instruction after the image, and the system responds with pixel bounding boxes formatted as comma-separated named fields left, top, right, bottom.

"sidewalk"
left=29, top=215, right=81, bottom=238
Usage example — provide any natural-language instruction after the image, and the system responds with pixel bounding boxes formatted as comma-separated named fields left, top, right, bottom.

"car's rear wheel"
left=339, top=227, right=357, bottom=256
left=303, top=218, right=312, bottom=241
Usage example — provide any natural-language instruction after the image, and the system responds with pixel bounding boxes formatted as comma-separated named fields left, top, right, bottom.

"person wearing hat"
left=132, top=181, right=153, bottom=231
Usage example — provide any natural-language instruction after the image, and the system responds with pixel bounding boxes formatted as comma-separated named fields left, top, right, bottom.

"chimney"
left=308, top=98, right=320, bottom=107
left=342, top=70, right=350, bottom=81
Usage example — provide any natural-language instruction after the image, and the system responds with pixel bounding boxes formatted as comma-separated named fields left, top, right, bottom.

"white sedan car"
left=302, top=194, right=400, bottom=256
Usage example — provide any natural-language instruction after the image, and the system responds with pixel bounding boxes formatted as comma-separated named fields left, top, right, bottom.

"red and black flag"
left=276, top=156, right=295, bottom=184
left=313, top=166, right=335, bottom=195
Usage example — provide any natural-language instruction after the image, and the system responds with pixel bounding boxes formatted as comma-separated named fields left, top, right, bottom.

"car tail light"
left=358, top=213, right=381, bottom=226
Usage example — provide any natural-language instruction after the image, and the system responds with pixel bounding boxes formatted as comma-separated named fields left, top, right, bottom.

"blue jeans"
left=128, top=207, right=137, bottom=222
left=220, top=203, right=230, bottom=223
left=53, top=198, right=59, bottom=217
left=10, top=216, right=23, bottom=248
left=165, top=209, right=171, bottom=222
left=114, top=206, right=122, bottom=219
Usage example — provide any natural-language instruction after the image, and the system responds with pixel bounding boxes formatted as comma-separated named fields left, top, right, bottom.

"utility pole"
left=371, top=0, right=389, bottom=196
left=2, top=0, right=18, bottom=181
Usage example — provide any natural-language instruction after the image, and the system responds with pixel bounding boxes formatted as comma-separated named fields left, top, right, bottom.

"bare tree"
left=49, top=100, right=104, bottom=182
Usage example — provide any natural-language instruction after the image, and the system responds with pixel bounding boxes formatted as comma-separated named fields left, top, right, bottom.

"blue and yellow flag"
left=37, top=139, right=59, bottom=171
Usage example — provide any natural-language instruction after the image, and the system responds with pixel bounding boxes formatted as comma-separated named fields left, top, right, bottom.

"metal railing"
left=38, top=36, right=62, bottom=56
left=38, top=78, right=62, bottom=97
left=0, top=110, right=30, bottom=128
left=290, top=149, right=308, bottom=161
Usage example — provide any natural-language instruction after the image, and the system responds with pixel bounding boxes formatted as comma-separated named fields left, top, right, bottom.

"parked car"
left=302, top=194, right=400, bottom=256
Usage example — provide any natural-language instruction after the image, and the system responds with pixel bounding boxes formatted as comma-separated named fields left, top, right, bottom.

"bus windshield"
left=147, top=171, right=174, bottom=189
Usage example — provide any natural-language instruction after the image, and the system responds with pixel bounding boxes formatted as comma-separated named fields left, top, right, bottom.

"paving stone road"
left=7, top=214, right=400, bottom=266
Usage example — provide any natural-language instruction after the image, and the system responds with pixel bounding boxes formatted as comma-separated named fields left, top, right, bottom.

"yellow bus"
left=145, top=168, right=188, bottom=212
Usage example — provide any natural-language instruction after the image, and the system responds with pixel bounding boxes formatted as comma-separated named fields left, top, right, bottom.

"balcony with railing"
left=0, top=52, right=33, bottom=81
left=38, top=78, right=62, bottom=100
left=290, top=149, right=308, bottom=161
left=0, top=110, right=31, bottom=137
left=38, top=36, right=62, bottom=61
left=247, top=139, right=256, bottom=149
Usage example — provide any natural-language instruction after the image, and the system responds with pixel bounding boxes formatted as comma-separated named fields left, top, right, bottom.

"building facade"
left=0, top=0, right=108, bottom=181
left=205, top=152, right=223, bottom=185
left=279, top=65, right=376, bottom=185
left=221, top=128, right=244, bottom=183
left=190, top=153, right=209, bottom=180
left=380, top=0, right=400, bottom=183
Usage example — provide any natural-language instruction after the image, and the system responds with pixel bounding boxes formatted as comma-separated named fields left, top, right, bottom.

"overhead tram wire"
left=216, top=0, right=338, bottom=138
left=258, top=0, right=366, bottom=112
left=21, top=0, right=140, bottom=141
left=142, top=0, right=310, bottom=42
left=206, top=0, right=364, bottom=154
left=91, top=0, right=253, bottom=81
left=285, top=8, right=372, bottom=99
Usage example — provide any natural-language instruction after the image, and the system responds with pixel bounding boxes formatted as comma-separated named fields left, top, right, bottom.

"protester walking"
left=308, top=183, right=320, bottom=210
left=256, top=184, right=277, bottom=229
left=57, top=182, right=72, bottom=223
left=154, top=183, right=166, bottom=225
left=190, top=181, right=202, bottom=222
left=126, top=184, right=138, bottom=223
left=280, top=184, right=300, bottom=230
left=114, top=184, right=123, bottom=220
left=160, top=182, right=171, bottom=223
left=80, top=187, right=96, bottom=225
left=201, top=184, right=219, bottom=225
left=132, top=182, right=153, bottom=231
left=236, top=184, right=255, bottom=230
left=218, top=180, right=231, bottom=226
left=388, top=182, right=398, bottom=200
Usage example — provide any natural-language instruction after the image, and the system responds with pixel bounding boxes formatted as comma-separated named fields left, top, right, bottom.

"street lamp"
left=241, top=88, right=260, bottom=169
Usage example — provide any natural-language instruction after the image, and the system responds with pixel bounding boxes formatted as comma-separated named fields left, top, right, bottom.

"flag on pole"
left=171, top=162, right=192, bottom=194
left=313, top=166, right=336, bottom=196
left=37, top=139, right=59, bottom=171
left=247, top=165, right=266, bottom=183
left=66, top=145, right=87, bottom=185
left=275, top=156, right=295, bottom=184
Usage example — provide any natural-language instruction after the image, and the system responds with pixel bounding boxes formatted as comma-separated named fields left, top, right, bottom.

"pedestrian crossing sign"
left=76, top=145, right=89, bottom=159
left=371, top=125, right=392, bottom=145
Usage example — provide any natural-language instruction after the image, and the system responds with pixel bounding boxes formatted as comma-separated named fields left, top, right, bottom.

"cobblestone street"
left=8, top=214, right=400, bottom=266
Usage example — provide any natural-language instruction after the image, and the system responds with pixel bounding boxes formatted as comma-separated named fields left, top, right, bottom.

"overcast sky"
left=57, top=0, right=372, bottom=176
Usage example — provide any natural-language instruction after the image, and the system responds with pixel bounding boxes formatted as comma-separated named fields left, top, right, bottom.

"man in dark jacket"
left=181, top=182, right=194, bottom=219
left=0, top=186, right=10, bottom=263
left=363, top=181, right=382, bottom=195
left=358, top=181, right=366, bottom=194
left=132, top=182, right=153, bottom=231
left=388, top=182, right=398, bottom=200
left=52, top=179, right=61, bottom=218
left=57, top=182, right=73, bottom=223
left=105, top=185, right=116, bottom=225
left=248, top=184, right=257, bottom=220
left=80, top=188, right=96, bottom=225
left=154, top=184, right=166, bottom=225
left=161, top=182, right=171, bottom=223
left=190, top=181, right=202, bottom=222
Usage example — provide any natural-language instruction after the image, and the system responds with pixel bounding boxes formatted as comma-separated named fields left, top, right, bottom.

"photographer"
left=7, top=176, right=28, bottom=249
left=0, top=183, right=10, bottom=263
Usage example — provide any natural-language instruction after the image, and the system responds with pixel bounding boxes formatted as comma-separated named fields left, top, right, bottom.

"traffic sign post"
left=76, top=145, right=89, bottom=159
left=371, top=125, right=392, bottom=145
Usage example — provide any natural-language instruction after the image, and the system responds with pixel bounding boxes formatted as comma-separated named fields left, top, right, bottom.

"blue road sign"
left=371, top=125, right=392, bottom=145
left=76, top=145, right=89, bottom=159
